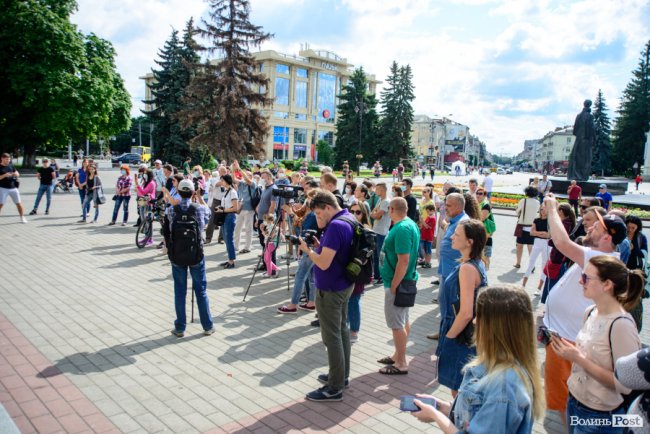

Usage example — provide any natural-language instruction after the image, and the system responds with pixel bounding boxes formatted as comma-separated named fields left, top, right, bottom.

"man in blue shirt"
left=166, top=180, right=214, bottom=338
left=298, top=189, right=354, bottom=402
left=596, top=184, right=613, bottom=211
left=429, top=193, right=468, bottom=340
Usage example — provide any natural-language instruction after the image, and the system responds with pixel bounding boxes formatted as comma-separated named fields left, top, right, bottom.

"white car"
left=496, top=168, right=506, bottom=175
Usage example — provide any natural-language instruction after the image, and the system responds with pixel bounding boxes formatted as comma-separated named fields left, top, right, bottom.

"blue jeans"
left=348, top=293, right=361, bottom=332
left=82, top=193, right=99, bottom=221
left=33, top=184, right=53, bottom=211
left=566, top=394, right=624, bottom=433
left=111, top=195, right=130, bottom=223
left=373, top=234, right=386, bottom=280
left=171, top=258, right=213, bottom=332
left=78, top=189, right=90, bottom=215
left=223, top=213, right=236, bottom=261
left=290, top=254, right=315, bottom=304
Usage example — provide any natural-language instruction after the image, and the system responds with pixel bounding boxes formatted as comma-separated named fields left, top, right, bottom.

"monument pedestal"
left=531, top=178, right=629, bottom=195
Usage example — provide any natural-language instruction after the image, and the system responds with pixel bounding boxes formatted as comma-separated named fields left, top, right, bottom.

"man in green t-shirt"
left=182, top=157, right=192, bottom=176
left=378, top=197, right=420, bottom=375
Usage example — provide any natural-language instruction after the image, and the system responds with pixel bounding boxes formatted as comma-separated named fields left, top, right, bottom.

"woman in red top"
left=567, top=180, right=582, bottom=217
left=636, top=174, right=642, bottom=191
left=420, top=204, right=436, bottom=268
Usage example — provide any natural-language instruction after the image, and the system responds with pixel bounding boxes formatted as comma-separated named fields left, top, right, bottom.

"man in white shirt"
left=538, top=174, right=553, bottom=201
left=481, top=172, right=493, bottom=201
left=542, top=194, right=626, bottom=423
left=153, top=160, right=166, bottom=199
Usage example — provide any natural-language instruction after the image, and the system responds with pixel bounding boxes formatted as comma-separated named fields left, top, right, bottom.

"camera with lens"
left=272, top=184, right=303, bottom=199
left=286, top=229, right=318, bottom=246
left=536, top=325, right=560, bottom=346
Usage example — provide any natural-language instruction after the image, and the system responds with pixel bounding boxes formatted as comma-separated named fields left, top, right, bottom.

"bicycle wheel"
left=135, top=220, right=152, bottom=249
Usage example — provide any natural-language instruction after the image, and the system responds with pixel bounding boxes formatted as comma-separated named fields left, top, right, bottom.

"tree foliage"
left=178, top=0, right=273, bottom=162
left=376, top=61, right=416, bottom=170
left=591, top=89, right=612, bottom=176
left=612, top=40, right=650, bottom=173
left=333, top=68, right=379, bottom=170
left=0, top=0, right=131, bottom=166
left=316, top=139, right=335, bottom=166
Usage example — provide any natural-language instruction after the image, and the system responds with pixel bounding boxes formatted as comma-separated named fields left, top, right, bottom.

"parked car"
left=506, top=168, right=513, bottom=174
left=112, top=153, right=142, bottom=165
left=496, top=168, right=506, bottom=175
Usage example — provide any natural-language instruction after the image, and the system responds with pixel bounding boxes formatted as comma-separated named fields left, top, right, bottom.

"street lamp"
left=354, top=98, right=367, bottom=176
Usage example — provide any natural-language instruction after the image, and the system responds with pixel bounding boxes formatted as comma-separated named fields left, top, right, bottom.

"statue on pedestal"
left=568, top=99, right=596, bottom=181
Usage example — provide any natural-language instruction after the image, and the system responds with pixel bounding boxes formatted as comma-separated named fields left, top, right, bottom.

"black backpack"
left=248, top=183, right=262, bottom=210
left=167, top=204, right=203, bottom=266
left=337, top=216, right=376, bottom=284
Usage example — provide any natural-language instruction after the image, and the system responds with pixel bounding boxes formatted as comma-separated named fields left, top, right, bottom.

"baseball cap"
left=178, top=179, right=195, bottom=193
left=615, top=347, right=650, bottom=391
left=599, top=183, right=607, bottom=189
left=154, top=159, right=162, bottom=164
left=595, top=213, right=626, bottom=245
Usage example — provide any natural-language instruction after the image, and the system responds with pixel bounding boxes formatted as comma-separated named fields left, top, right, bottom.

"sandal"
left=377, top=356, right=395, bottom=365
left=379, top=365, right=408, bottom=375
left=513, top=264, right=521, bottom=268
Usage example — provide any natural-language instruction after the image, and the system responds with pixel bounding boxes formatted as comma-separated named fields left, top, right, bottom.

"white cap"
left=178, top=179, right=195, bottom=192
left=154, top=159, right=162, bottom=164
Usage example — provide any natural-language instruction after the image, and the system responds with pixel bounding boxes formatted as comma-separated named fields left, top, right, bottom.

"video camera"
left=286, top=229, right=318, bottom=246
left=272, top=184, right=303, bottom=199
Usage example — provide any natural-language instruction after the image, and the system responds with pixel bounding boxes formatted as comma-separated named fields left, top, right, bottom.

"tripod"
left=242, top=195, right=293, bottom=302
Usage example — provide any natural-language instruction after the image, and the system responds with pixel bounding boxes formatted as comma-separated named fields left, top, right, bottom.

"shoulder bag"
left=393, top=280, right=417, bottom=307
left=513, top=199, right=527, bottom=237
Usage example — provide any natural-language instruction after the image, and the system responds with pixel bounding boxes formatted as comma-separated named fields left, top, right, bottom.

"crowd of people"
left=3, top=151, right=650, bottom=431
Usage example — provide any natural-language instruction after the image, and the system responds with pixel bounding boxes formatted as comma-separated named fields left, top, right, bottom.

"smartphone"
left=549, top=329, right=561, bottom=339
left=399, top=395, right=437, bottom=412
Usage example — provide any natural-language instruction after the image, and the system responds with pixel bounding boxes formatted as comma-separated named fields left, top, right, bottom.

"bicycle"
left=135, top=198, right=165, bottom=249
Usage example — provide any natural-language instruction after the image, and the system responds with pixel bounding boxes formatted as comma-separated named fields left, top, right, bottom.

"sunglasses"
left=581, top=273, right=601, bottom=283
left=594, top=211, right=608, bottom=232
left=351, top=210, right=363, bottom=216
left=579, top=205, right=588, bottom=209
left=476, top=192, right=485, bottom=196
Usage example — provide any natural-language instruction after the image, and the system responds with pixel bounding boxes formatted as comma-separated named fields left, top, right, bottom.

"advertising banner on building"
left=445, top=125, right=467, bottom=153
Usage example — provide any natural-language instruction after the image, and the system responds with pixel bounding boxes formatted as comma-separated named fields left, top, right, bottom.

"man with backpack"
left=165, top=179, right=214, bottom=338
left=233, top=163, right=259, bottom=254
left=298, top=189, right=354, bottom=402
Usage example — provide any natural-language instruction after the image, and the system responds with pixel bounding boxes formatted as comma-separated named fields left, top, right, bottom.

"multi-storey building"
left=141, top=45, right=379, bottom=161
left=537, top=126, right=574, bottom=173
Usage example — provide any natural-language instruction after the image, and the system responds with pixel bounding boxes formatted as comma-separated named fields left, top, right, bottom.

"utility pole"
left=139, top=121, right=142, bottom=147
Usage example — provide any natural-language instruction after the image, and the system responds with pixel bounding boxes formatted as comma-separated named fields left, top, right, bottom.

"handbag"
left=514, top=198, right=528, bottom=237
left=112, top=195, right=118, bottom=201
left=393, top=279, right=417, bottom=307
left=97, top=187, right=107, bottom=205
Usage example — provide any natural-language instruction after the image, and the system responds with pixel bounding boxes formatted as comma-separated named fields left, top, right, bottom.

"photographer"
left=298, top=189, right=354, bottom=402
left=165, top=180, right=214, bottom=337
left=232, top=161, right=257, bottom=254
left=255, top=169, right=278, bottom=272
left=218, top=174, right=238, bottom=269
left=277, top=182, right=319, bottom=314
left=205, top=166, right=228, bottom=244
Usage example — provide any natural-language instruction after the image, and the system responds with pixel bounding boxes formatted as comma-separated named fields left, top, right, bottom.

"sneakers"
left=350, top=333, right=359, bottom=344
left=306, top=385, right=343, bottom=402
left=146, top=239, right=153, bottom=246
left=45, top=210, right=49, bottom=215
left=239, top=249, right=251, bottom=254
left=29, top=209, right=37, bottom=215
left=171, top=329, right=185, bottom=338
left=374, top=278, right=384, bottom=286
left=317, top=374, right=349, bottom=389
left=203, top=328, right=215, bottom=336
left=20, top=217, right=28, bottom=224
left=77, top=219, right=86, bottom=224
left=277, top=306, right=297, bottom=314
left=298, top=304, right=315, bottom=312
left=310, top=319, right=320, bottom=327
left=121, top=222, right=127, bottom=227
left=108, top=221, right=116, bottom=226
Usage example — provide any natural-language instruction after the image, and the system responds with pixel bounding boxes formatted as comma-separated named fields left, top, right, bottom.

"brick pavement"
left=1, top=170, right=647, bottom=433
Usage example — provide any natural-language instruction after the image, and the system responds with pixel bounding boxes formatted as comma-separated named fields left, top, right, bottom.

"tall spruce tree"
left=591, top=89, right=612, bottom=176
left=144, top=20, right=200, bottom=166
left=179, top=0, right=272, bottom=161
left=377, top=61, right=415, bottom=170
left=333, top=68, right=379, bottom=170
left=612, top=40, right=650, bottom=173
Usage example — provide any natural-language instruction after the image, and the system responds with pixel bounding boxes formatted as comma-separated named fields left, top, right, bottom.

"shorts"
left=421, top=240, right=432, bottom=255
left=0, top=187, right=21, bottom=205
left=384, top=287, right=410, bottom=329
left=483, top=245, right=493, bottom=257
left=545, top=342, right=573, bottom=411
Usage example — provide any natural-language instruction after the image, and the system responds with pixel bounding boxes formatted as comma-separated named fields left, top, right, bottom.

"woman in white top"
left=552, top=255, right=643, bottom=432
left=514, top=186, right=540, bottom=268
left=219, top=174, right=239, bottom=269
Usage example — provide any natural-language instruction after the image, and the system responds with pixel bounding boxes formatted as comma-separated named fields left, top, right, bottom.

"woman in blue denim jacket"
left=412, top=285, right=545, bottom=433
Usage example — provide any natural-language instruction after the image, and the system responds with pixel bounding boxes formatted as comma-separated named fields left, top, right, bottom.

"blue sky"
left=72, top=0, right=650, bottom=155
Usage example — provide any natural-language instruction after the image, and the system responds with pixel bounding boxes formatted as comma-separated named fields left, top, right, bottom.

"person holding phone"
left=411, top=285, right=545, bottom=433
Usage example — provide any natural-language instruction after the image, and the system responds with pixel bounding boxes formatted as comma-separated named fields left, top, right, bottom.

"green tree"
left=376, top=62, right=416, bottom=170
left=591, top=89, right=612, bottom=176
left=179, top=0, right=273, bottom=162
left=333, top=68, right=379, bottom=170
left=612, top=40, right=650, bottom=173
left=316, top=139, right=334, bottom=166
left=0, top=0, right=130, bottom=166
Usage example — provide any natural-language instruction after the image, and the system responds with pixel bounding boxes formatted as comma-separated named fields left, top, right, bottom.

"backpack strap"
left=587, top=307, right=636, bottom=368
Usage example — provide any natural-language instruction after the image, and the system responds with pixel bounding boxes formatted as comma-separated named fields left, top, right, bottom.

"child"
left=261, top=214, right=279, bottom=277
left=420, top=204, right=436, bottom=268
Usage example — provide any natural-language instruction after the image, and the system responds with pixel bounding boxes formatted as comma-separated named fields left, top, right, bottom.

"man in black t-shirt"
left=403, top=178, right=419, bottom=223
left=29, top=158, right=56, bottom=215
left=0, top=153, right=27, bottom=223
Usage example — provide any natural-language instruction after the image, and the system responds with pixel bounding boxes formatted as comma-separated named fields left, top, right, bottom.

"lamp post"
left=354, top=98, right=367, bottom=176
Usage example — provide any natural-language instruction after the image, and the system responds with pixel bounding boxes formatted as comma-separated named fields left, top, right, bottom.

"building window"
left=567, top=137, right=572, bottom=144
left=295, top=81, right=307, bottom=108
left=276, top=64, right=290, bottom=75
left=274, top=111, right=289, bottom=119
left=294, top=128, right=307, bottom=144
left=259, top=84, right=266, bottom=95
left=296, top=68, right=308, bottom=78
left=317, top=72, right=336, bottom=123
left=273, top=126, right=289, bottom=161
left=294, top=113, right=307, bottom=121
left=293, top=145, right=307, bottom=159
left=260, top=63, right=265, bottom=72
left=275, top=77, right=289, bottom=105
left=318, top=130, right=334, bottom=146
